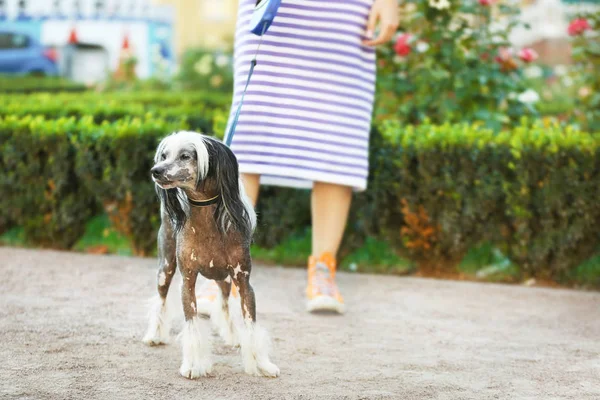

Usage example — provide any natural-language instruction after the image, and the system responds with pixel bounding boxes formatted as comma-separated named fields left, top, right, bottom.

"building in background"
left=152, top=0, right=237, bottom=56
left=0, top=0, right=175, bottom=82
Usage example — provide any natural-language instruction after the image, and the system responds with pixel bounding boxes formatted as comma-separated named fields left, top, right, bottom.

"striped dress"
left=228, top=0, right=376, bottom=191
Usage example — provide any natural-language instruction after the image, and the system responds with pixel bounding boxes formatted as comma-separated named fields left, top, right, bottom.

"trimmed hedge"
left=0, top=91, right=231, bottom=132
left=0, top=116, right=95, bottom=247
left=371, top=120, right=600, bottom=279
left=1, top=110, right=599, bottom=281
left=0, top=75, right=87, bottom=93
left=72, top=116, right=186, bottom=255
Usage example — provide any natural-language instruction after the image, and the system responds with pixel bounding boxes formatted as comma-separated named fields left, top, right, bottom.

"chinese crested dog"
left=142, top=131, right=279, bottom=379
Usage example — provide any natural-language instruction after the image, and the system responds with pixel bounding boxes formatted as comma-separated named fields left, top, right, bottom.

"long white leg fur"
left=210, top=289, right=239, bottom=347
left=142, top=295, right=171, bottom=345
left=238, top=318, right=280, bottom=377
left=178, top=316, right=213, bottom=379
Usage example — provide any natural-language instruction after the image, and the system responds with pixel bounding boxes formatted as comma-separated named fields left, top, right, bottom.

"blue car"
left=0, top=30, right=59, bottom=76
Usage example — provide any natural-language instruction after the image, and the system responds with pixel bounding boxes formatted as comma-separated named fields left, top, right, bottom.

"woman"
left=197, top=0, right=399, bottom=314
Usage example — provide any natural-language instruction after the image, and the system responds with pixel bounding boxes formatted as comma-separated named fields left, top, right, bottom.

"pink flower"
left=518, top=48, right=538, bottom=63
left=568, top=18, right=591, bottom=36
left=495, top=47, right=513, bottom=63
left=394, top=34, right=412, bottom=57
left=478, top=0, right=495, bottom=6
left=495, top=47, right=518, bottom=72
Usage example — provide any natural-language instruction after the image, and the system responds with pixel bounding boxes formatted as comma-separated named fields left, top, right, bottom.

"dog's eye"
left=180, top=154, right=190, bottom=161
left=160, top=153, right=166, bottom=161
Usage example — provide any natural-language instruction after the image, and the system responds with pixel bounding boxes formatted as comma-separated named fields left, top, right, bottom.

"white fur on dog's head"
left=152, top=131, right=210, bottom=190
left=152, top=131, right=256, bottom=237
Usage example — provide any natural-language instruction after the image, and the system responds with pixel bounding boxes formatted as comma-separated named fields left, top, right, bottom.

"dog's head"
left=151, top=131, right=255, bottom=236
left=151, top=131, right=209, bottom=190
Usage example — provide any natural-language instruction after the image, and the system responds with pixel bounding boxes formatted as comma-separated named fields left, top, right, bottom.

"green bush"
left=0, top=91, right=230, bottom=132
left=72, top=116, right=185, bottom=256
left=0, top=75, right=87, bottom=93
left=1, top=105, right=599, bottom=283
left=0, top=116, right=96, bottom=247
left=568, top=12, right=600, bottom=132
left=375, top=120, right=600, bottom=279
left=175, top=48, right=234, bottom=93
left=376, top=0, right=535, bottom=129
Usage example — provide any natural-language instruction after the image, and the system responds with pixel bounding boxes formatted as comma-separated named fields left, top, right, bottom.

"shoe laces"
left=312, top=261, right=335, bottom=296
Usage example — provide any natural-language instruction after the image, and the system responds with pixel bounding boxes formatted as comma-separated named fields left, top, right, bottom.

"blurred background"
left=0, top=0, right=598, bottom=289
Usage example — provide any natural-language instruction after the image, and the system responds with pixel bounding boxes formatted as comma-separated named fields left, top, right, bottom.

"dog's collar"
left=188, top=194, right=220, bottom=207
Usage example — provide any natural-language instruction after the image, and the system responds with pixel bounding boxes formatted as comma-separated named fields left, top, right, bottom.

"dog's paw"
left=142, top=323, right=170, bottom=346
left=142, top=332, right=169, bottom=346
left=222, top=333, right=240, bottom=348
left=243, top=360, right=280, bottom=378
left=179, top=359, right=213, bottom=379
left=258, top=361, right=280, bottom=378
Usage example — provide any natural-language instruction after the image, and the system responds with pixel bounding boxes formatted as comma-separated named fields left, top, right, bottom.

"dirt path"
left=0, top=247, right=599, bottom=400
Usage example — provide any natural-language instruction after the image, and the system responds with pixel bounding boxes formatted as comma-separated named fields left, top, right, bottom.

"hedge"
left=1, top=112, right=599, bottom=281
left=0, top=75, right=87, bottom=93
left=0, top=116, right=95, bottom=247
left=0, top=91, right=231, bottom=132
left=371, top=120, right=600, bottom=279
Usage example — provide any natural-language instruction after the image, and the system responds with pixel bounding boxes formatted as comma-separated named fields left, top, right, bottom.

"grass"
left=73, top=214, right=133, bottom=256
left=458, top=242, right=521, bottom=283
left=251, top=229, right=311, bottom=266
left=564, top=253, right=600, bottom=289
left=340, top=237, right=413, bottom=275
left=0, top=226, right=26, bottom=246
left=2, top=214, right=598, bottom=288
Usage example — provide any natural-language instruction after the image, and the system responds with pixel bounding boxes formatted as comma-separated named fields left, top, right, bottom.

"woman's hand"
left=363, top=0, right=400, bottom=47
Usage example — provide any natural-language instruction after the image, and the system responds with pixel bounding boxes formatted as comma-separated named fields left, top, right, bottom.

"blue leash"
left=224, top=0, right=280, bottom=147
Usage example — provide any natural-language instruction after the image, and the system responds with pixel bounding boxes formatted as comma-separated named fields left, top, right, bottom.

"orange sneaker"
left=306, top=252, right=345, bottom=314
left=196, top=279, right=239, bottom=317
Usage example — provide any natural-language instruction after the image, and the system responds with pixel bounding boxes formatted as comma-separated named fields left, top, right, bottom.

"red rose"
left=478, top=0, right=495, bottom=5
left=394, top=34, right=411, bottom=57
left=518, top=48, right=538, bottom=63
left=568, top=18, right=591, bottom=36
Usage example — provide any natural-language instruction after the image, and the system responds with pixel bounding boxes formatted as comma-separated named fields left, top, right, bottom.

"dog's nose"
left=151, top=166, right=165, bottom=178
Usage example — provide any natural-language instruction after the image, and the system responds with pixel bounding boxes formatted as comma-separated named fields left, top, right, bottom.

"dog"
left=142, top=131, right=280, bottom=379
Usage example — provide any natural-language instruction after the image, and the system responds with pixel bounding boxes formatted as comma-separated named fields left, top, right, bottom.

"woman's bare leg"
left=241, top=173, right=261, bottom=206
left=306, top=181, right=352, bottom=313
left=311, top=182, right=352, bottom=257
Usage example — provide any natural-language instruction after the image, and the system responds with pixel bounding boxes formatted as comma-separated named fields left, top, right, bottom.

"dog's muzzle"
left=151, top=165, right=166, bottom=179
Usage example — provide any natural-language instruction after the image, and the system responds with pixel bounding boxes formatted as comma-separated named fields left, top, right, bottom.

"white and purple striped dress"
left=228, top=0, right=376, bottom=191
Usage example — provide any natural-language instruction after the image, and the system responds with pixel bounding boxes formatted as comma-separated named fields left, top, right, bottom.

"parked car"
left=0, top=30, right=59, bottom=76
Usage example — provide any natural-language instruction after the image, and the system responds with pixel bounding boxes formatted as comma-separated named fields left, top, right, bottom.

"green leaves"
left=376, top=0, right=533, bottom=129
left=376, top=120, right=600, bottom=280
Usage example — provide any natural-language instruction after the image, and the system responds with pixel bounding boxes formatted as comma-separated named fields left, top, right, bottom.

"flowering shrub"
left=175, top=47, right=234, bottom=93
left=376, top=0, right=538, bottom=129
left=568, top=13, right=599, bottom=131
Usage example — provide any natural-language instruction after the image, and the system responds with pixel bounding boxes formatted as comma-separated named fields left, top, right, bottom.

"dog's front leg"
left=234, top=265, right=280, bottom=378
left=179, top=266, right=213, bottom=379
left=143, top=218, right=177, bottom=345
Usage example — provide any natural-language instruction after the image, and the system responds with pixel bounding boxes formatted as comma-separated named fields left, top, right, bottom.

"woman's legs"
left=306, top=181, right=352, bottom=313
left=311, top=182, right=353, bottom=258
left=241, top=173, right=261, bottom=206
left=242, top=176, right=353, bottom=257
left=199, top=176, right=352, bottom=314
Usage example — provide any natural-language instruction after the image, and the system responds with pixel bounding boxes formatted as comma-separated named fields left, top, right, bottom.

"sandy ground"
left=0, top=247, right=599, bottom=400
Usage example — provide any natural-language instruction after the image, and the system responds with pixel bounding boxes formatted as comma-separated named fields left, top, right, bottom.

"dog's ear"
left=204, top=138, right=255, bottom=237
left=156, top=186, right=187, bottom=232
